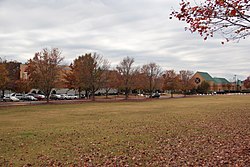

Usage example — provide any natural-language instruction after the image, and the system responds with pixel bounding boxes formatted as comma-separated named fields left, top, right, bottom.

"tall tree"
left=141, top=63, right=162, bottom=96
left=68, top=53, right=107, bottom=101
left=64, top=63, right=78, bottom=91
left=66, top=59, right=87, bottom=97
left=179, top=70, right=194, bottom=96
left=27, top=48, right=64, bottom=102
left=132, top=71, right=147, bottom=94
left=162, top=70, right=181, bottom=98
left=0, top=62, right=9, bottom=97
left=171, top=0, right=250, bottom=42
left=102, top=69, right=120, bottom=99
left=116, top=56, right=137, bottom=100
left=4, top=61, right=21, bottom=91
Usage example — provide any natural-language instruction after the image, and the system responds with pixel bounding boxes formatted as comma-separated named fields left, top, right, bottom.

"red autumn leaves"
left=171, top=0, right=250, bottom=42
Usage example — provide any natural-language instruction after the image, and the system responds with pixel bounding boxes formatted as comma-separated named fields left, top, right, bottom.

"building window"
left=22, top=72, right=28, bottom=80
left=195, top=77, right=201, bottom=84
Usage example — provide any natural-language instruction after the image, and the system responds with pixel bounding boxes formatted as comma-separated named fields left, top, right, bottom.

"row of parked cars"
left=1, top=93, right=46, bottom=102
left=50, top=94, right=81, bottom=100
left=1, top=93, right=83, bottom=102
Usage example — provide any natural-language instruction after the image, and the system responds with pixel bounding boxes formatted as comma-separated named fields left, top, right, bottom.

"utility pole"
left=234, top=75, right=237, bottom=91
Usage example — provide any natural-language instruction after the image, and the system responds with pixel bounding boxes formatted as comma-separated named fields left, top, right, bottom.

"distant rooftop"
left=213, top=78, right=230, bottom=84
left=196, top=71, right=231, bottom=84
left=197, top=71, right=214, bottom=81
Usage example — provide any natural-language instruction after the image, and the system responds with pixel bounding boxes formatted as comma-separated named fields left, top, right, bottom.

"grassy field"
left=0, top=95, right=249, bottom=166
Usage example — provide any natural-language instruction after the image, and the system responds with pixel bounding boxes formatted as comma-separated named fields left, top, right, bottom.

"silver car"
left=3, top=95, right=20, bottom=102
left=23, top=94, right=38, bottom=101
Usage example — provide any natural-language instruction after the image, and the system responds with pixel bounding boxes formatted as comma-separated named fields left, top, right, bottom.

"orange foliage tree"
left=171, top=0, right=250, bottom=42
left=67, top=53, right=108, bottom=101
left=162, top=70, right=181, bottom=98
left=27, top=48, right=64, bottom=102
left=179, top=70, right=195, bottom=96
left=14, top=79, right=31, bottom=94
left=102, top=69, right=120, bottom=98
left=0, top=61, right=9, bottom=97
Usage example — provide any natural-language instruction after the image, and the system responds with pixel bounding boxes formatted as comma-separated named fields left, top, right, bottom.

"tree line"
left=1, top=48, right=250, bottom=102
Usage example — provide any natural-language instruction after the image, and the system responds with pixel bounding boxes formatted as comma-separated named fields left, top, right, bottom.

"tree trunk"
left=46, top=90, right=50, bottom=103
left=78, top=88, right=81, bottom=99
left=183, top=90, right=187, bottom=97
left=171, top=90, right=174, bottom=98
left=91, top=90, right=95, bottom=101
left=149, top=89, right=153, bottom=98
left=46, top=96, right=50, bottom=103
left=85, top=90, right=89, bottom=99
left=105, top=89, right=108, bottom=99
left=149, top=77, right=153, bottom=98
left=125, top=88, right=129, bottom=100
left=2, top=90, right=4, bottom=98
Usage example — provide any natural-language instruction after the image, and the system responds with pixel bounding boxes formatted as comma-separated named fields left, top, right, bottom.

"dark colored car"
left=79, top=94, right=86, bottom=99
left=150, top=93, right=160, bottom=98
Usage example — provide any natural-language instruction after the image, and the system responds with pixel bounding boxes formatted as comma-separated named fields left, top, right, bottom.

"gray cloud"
left=0, top=0, right=249, bottom=80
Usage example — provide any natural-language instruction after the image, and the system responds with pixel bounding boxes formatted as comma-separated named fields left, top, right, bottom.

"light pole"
left=234, top=75, right=237, bottom=91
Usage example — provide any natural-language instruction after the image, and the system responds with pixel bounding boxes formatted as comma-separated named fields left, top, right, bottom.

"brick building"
left=191, top=71, right=231, bottom=92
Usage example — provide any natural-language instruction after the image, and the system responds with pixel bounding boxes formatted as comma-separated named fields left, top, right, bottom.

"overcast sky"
left=0, top=0, right=249, bottom=80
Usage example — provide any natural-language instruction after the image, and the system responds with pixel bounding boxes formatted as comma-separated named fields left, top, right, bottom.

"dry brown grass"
left=0, top=95, right=249, bottom=166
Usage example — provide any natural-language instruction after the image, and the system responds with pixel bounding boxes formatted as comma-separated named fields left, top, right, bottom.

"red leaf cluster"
left=171, top=0, right=250, bottom=42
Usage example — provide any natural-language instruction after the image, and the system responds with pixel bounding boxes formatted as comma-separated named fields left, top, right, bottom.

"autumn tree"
left=162, top=70, right=181, bottom=98
left=179, top=70, right=194, bottom=96
left=141, top=63, right=162, bottom=96
left=102, top=69, right=120, bottom=98
left=197, top=80, right=210, bottom=94
left=132, top=71, right=147, bottom=94
left=244, top=76, right=250, bottom=89
left=4, top=61, right=21, bottom=91
left=27, top=48, right=64, bottom=102
left=68, top=53, right=107, bottom=101
left=171, top=0, right=250, bottom=42
left=64, top=64, right=78, bottom=91
left=116, top=56, right=137, bottom=100
left=0, top=61, right=9, bottom=97
left=65, top=60, right=87, bottom=98
left=14, top=79, right=31, bottom=94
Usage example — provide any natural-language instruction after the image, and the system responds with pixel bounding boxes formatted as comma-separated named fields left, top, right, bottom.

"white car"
left=23, top=94, right=38, bottom=101
left=62, top=94, right=78, bottom=100
left=11, top=93, right=25, bottom=100
left=50, top=94, right=61, bottom=100
left=59, top=94, right=67, bottom=100
left=3, top=96, right=20, bottom=102
left=33, top=94, right=45, bottom=100
left=68, top=94, right=78, bottom=100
